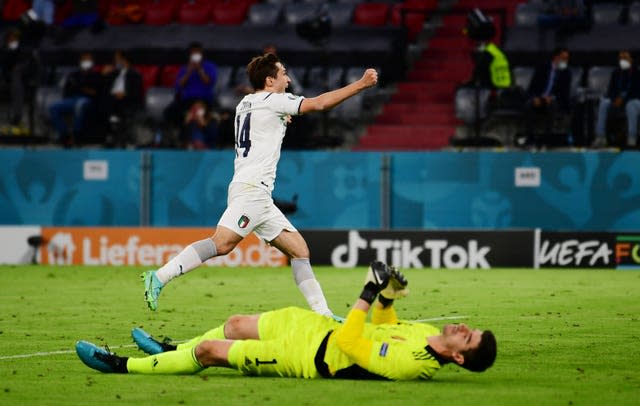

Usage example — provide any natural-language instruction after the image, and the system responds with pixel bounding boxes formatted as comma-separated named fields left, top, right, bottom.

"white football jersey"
left=231, top=91, right=304, bottom=193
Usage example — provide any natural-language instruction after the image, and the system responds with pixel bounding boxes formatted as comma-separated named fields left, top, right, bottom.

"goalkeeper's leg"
left=176, top=315, right=260, bottom=351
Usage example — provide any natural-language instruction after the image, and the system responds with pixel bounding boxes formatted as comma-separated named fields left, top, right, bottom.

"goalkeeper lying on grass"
left=76, top=262, right=497, bottom=380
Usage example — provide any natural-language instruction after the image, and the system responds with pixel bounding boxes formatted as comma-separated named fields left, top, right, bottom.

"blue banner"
left=1, top=149, right=638, bottom=230
left=0, top=149, right=141, bottom=225
left=150, top=151, right=381, bottom=228
left=391, top=151, right=640, bottom=230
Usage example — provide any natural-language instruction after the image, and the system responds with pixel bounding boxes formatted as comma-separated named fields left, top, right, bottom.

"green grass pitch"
left=1, top=265, right=639, bottom=405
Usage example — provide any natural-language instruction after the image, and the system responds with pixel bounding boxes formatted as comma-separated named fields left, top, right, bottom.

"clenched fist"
left=360, top=68, right=378, bottom=89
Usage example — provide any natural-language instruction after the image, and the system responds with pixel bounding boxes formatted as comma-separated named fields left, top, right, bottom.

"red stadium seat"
left=145, top=0, right=179, bottom=25
left=2, top=0, right=30, bottom=21
left=391, top=4, right=426, bottom=42
left=54, top=0, right=74, bottom=25
left=211, top=1, right=249, bottom=25
left=160, top=65, right=182, bottom=87
left=353, top=3, right=390, bottom=27
left=134, top=65, right=160, bottom=93
left=177, top=0, right=211, bottom=25
left=106, top=0, right=152, bottom=25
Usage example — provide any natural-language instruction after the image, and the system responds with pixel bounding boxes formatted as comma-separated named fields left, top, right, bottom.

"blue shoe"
left=131, top=327, right=165, bottom=355
left=331, top=314, right=345, bottom=323
left=75, top=341, right=125, bottom=373
left=142, top=271, right=164, bottom=311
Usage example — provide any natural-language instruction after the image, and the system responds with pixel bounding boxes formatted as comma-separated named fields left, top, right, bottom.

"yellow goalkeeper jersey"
left=320, top=310, right=444, bottom=381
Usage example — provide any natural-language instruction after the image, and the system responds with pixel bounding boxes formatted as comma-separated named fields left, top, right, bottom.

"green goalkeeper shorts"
left=227, top=307, right=339, bottom=378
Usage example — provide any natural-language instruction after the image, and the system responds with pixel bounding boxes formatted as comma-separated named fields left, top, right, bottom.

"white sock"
left=298, top=279, right=333, bottom=316
left=155, top=246, right=201, bottom=285
left=155, top=239, right=217, bottom=285
left=292, top=258, right=332, bottom=316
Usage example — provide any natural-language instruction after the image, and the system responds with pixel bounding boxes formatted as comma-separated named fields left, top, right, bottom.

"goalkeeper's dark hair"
left=460, top=330, right=497, bottom=372
left=246, top=53, right=280, bottom=90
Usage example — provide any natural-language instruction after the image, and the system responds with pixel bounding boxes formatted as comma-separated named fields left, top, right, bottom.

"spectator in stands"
left=0, top=30, right=37, bottom=130
left=593, top=50, right=640, bottom=148
left=32, top=0, right=55, bottom=26
left=537, top=0, right=589, bottom=37
left=470, top=41, right=511, bottom=91
left=183, top=100, right=219, bottom=149
left=521, top=47, right=573, bottom=146
left=61, top=0, right=101, bottom=29
left=164, top=41, right=217, bottom=146
left=49, top=52, right=101, bottom=145
left=100, top=50, right=144, bottom=146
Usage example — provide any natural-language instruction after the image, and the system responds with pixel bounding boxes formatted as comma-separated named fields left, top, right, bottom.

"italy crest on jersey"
left=238, top=215, right=250, bottom=229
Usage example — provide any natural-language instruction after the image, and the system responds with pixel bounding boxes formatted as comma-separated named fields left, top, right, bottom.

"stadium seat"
left=283, top=3, right=318, bottom=25
left=246, top=3, right=281, bottom=26
left=134, top=65, right=160, bottom=93
left=233, top=65, right=252, bottom=89
left=177, top=0, right=211, bottom=25
left=353, top=3, right=389, bottom=27
left=629, top=2, right=640, bottom=25
left=570, top=66, right=584, bottom=98
left=35, top=86, right=63, bottom=121
left=2, top=0, right=30, bottom=21
left=211, top=1, right=250, bottom=25
left=105, top=0, right=152, bottom=25
left=264, top=0, right=294, bottom=5
left=215, top=65, right=234, bottom=95
left=330, top=92, right=362, bottom=119
left=160, top=65, right=182, bottom=87
left=144, top=0, right=178, bottom=26
left=512, top=66, right=535, bottom=90
left=145, top=86, right=175, bottom=122
left=326, top=3, right=354, bottom=27
left=307, top=66, right=344, bottom=90
left=345, top=67, right=369, bottom=84
left=390, top=4, right=426, bottom=42
left=587, top=66, right=615, bottom=98
left=514, top=3, right=540, bottom=27
left=591, top=3, right=623, bottom=25
left=455, top=87, right=491, bottom=124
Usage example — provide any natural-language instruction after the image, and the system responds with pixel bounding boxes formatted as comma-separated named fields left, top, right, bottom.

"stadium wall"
left=1, top=149, right=639, bottom=230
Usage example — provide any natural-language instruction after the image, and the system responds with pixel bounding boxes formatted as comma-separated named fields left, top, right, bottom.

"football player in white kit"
left=142, top=53, right=378, bottom=317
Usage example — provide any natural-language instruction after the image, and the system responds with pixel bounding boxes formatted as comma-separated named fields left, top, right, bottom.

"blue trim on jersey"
left=263, top=93, right=273, bottom=100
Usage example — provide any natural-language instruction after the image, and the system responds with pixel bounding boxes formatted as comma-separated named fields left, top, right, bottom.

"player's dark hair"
left=552, top=47, right=569, bottom=58
left=246, top=53, right=280, bottom=90
left=189, top=41, right=203, bottom=51
left=461, top=330, right=496, bottom=372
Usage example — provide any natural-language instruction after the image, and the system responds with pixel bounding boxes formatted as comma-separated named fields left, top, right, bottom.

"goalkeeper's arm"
left=334, top=262, right=390, bottom=368
left=372, top=267, right=408, bottom=325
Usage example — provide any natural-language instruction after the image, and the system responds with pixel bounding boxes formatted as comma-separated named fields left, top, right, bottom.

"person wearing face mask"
left=1, top=30, right=37, bottom=129
left=521, top=47, right=573, bottom=147
left=163, top=41, right=218, bottom=146
left=592, top=51, right=640, bottom=148
left=48, top=52, right=102, bottom=145
left=99, top=50, right=143, bottom=146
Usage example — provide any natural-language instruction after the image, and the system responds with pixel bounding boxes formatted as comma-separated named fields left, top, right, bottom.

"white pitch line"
left=0, top=344, right=138, bottom=360
left=410, top=315, right=468, bottom=322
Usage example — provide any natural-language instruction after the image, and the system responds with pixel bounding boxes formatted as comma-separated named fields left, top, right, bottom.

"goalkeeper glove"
left=360, top=261, right=390, bottom=305
left=378, top=267, right=409, bottom=307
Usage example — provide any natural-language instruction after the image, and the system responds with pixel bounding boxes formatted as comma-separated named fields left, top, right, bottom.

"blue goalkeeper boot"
left=141, top=270, right=164, bottom=311
left=75, top=341, right=127, bottom=373
left=131, top=327, right=175, bottom=355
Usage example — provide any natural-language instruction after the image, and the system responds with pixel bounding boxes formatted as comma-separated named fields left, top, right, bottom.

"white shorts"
left=217, top=182, right=297, bottom=242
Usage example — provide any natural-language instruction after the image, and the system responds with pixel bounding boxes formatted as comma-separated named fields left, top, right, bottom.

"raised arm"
left=299, top=68, right=378, bottom=114
left=335, top=263, right=409, bottom=363
left=334, top=265, right=386, bottom=368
